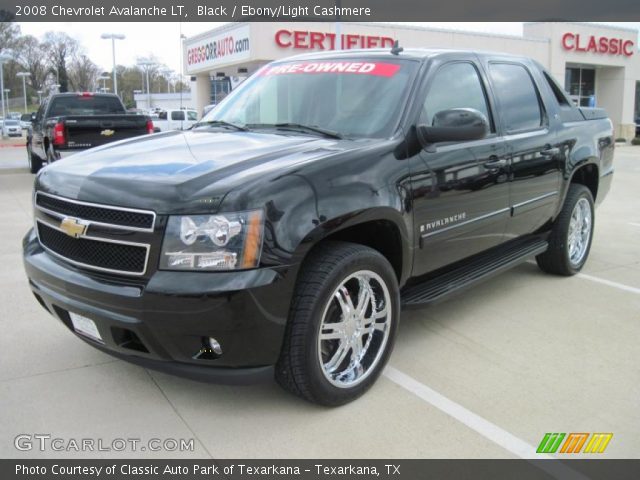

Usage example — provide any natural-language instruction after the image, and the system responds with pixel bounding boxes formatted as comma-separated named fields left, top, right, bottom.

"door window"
left=488, top=63, right=544, bottom=133
left=420, top=62, right=492, bottom=130
left=171, top=111, right=185, bottom=121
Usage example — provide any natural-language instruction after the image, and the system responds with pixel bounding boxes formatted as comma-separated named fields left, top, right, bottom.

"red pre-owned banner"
left=260, top=62, right=402, bottom=77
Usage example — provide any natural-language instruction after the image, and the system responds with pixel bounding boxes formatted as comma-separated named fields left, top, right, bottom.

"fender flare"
left=289, top=206, right=413, bottom=285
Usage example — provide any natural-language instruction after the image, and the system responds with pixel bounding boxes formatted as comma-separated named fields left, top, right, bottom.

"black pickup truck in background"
left=23, top=49, right=614, bottom=405
left=26, top=92, right=154, bottom=173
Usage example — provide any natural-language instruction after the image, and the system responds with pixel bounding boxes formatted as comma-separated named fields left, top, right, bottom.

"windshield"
left=5, top=120, right=18, bottom=126
left=201, top=58, right=418, bottom=138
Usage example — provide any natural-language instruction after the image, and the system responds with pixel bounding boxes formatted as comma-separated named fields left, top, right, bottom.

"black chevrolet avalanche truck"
left=23, top=49, right=614, bottom=406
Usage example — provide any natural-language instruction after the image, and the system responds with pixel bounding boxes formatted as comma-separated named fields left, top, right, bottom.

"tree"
left=68, top=54, right=100, bottom=92
left=0, top=21, right=20, bottom=56
left=43, top=32, right=79, bottom=93
left=114, top=65, right=144, bottom=107
left=16, top=35, right=48, bottom=94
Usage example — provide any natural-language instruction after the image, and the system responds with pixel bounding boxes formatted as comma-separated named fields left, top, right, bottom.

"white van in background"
left=153, top=109, right=199, bottom=132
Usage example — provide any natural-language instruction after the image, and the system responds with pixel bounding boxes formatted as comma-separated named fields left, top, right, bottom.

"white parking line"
left=578, top=273, right=640, bottom=295
left=383, top=366, right=588, bottom=480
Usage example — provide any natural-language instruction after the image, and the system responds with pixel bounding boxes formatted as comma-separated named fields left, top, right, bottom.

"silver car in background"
left=2, top=119, right=22, bottom=137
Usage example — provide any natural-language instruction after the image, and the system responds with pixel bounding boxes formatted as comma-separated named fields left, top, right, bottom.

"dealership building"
left=184, top=22, right=640, bottom=139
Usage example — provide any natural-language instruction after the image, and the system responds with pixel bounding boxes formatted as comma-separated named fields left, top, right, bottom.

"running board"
left=401, top=238, right=548, bottom=308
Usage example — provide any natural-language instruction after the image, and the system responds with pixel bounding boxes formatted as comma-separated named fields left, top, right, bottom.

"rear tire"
left=27, top=143, right=43, bottom=174
left=276, top=241, right=400, bottom=406
left=536, top=184, right=594, bottom=276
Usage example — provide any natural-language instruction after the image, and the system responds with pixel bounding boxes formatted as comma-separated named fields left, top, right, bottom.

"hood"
left=36, top=129, right=357, bottom=213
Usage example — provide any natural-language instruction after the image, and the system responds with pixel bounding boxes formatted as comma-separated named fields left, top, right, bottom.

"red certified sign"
left=562, top=33, right=634, bottom=57
left=260, top=62, right=402, bottom=77
left=275, top=29, right=395, bottom=50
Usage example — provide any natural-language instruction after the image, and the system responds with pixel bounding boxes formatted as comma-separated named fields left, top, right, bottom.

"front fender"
left=218, top=140, right=412, bottom=280
left=291, top=203, right=413, bottom=284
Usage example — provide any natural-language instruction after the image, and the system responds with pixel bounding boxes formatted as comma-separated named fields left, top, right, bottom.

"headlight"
left=160, top=210, right=264, bottom=271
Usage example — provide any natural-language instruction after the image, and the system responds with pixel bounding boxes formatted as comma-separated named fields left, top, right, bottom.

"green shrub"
left=615, top=137, right=627, bottom=143
left=631, top=137, right=640, bottom=146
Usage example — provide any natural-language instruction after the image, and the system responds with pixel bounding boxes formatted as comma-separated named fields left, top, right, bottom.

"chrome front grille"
left=34, top=192, right=155, bottom=276
left=35, top=192, right=156, bottom=231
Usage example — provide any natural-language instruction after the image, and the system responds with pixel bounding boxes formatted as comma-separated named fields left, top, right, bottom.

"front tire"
left=27, top=143, right=43, bottom=174
left=536, top=184, right=595, bottom=276
left=276, top=241, right=400, bottom=406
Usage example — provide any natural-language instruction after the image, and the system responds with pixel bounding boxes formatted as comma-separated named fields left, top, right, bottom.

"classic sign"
left=562, top=33, right=634, bottom=57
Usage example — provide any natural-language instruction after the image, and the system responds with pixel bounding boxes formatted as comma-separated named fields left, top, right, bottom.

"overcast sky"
left=17, top=22, right=640, bottom=76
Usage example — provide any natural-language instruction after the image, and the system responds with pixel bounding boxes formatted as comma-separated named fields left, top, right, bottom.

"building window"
left=210, top=77, right=232, bottom=105
left=565, top=67, right=596, bottom=107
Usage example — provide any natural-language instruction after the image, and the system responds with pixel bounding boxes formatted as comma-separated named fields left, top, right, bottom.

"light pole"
left=161, top=69, right=172, bottom=93
left=137, top=59, right=155, bottom=110
left=0, top=52, right=11, bottom=120
left=37, top=90, right=43, bottom=104
left=98, top=75, right=110, bottom=92
left=17, top=72, right=31, bottom=113
left=101, top=33, right=125, bottom=96
left=180, top=30, right=186, bottom=109
left=3, top=89, right=9, bottom=114
left=334, top=0, right=342, bottom=50
left=52, top=84, right=61, bottom=94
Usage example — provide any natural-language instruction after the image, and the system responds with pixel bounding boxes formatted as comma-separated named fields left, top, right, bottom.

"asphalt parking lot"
left=0, top=144, right=638, bottom=460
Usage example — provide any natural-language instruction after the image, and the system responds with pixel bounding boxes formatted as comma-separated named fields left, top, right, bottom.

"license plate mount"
left=69, top=312, right=103, bottom=343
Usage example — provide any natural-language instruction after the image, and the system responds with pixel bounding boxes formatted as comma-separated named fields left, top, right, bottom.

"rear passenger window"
left=421, top=62, right=492, bottom=131
left=543, top=71, right=570, bottom=106
left=488, top=63, right=544, bottom=133
left=171, top=111, right=185, bottom=121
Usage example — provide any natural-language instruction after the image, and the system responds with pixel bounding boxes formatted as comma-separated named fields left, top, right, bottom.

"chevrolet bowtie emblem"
left=60, top=217, right=89, bottom=238
left=100, top=129, right=115, bottom=137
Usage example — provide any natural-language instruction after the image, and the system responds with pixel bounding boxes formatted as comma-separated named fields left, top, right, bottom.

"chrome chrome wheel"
left=318, top=270, right=392, bottom=388
left=567, top=197, right=592, bottom=266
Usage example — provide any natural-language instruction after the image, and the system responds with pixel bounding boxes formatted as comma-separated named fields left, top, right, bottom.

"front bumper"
left=23, top=228, right=298, bottom=384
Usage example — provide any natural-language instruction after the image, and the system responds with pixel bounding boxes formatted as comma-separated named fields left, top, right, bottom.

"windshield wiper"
left=192, top=120, right=248, bottom=132
left=248, top=123, right=343, bottom=139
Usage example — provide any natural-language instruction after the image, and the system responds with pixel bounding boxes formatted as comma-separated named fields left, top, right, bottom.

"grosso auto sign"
left=275, top=29, right=395, bottom=50
left=562, top=33, right=635, bottom=57
left=186, top=25, right=250, bottom=73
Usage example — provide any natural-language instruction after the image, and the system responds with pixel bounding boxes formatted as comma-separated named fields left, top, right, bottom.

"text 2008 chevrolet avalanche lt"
left=23, top=49, right=614, bottom=405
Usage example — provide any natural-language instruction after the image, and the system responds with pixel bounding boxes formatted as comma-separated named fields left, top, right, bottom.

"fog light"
left=208, top=337, right=222, bottom=355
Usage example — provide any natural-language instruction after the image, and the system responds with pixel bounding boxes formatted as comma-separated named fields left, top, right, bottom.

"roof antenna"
left=390, top=40, right=403, bottom=55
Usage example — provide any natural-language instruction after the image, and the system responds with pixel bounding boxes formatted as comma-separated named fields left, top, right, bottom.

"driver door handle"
left=540, top=147, right=561, bottom=157
left=483, top=157, right=508, bottom=170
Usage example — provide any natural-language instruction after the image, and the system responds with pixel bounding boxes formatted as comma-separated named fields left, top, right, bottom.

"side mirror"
left=417, top=108, right=489, bottom=148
